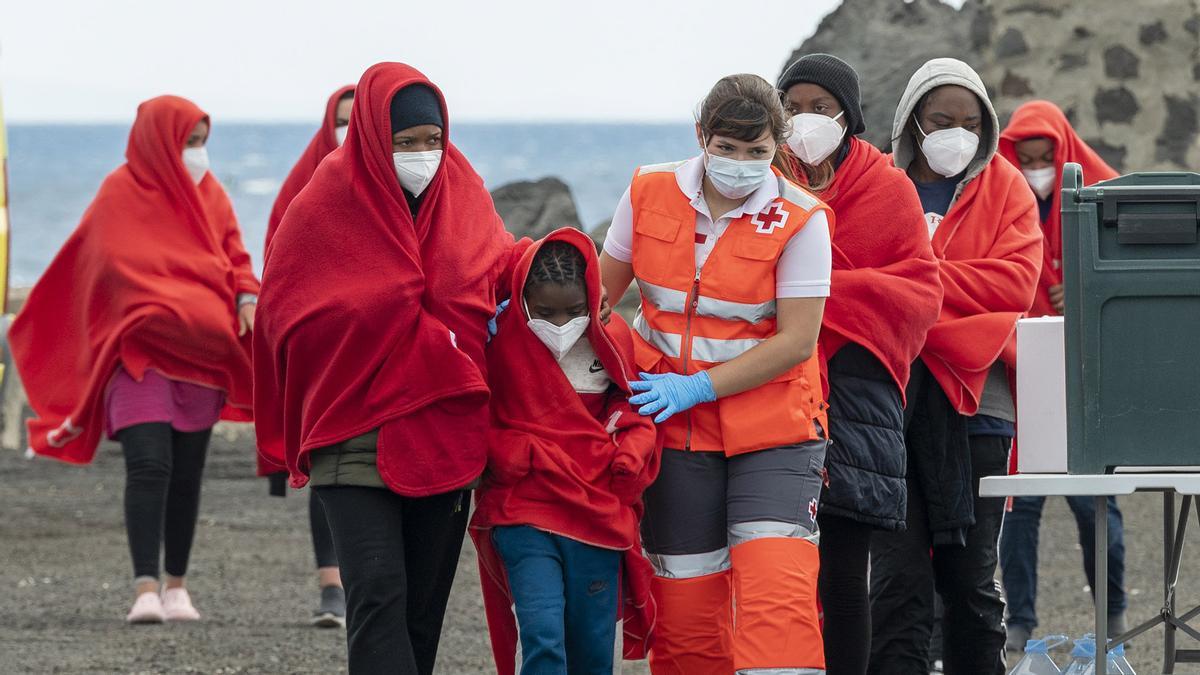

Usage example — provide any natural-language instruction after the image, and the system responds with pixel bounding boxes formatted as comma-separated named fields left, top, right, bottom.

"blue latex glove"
left=629, top=371, right=717, bottom=423
left=487, top=299, right=510, bottom=342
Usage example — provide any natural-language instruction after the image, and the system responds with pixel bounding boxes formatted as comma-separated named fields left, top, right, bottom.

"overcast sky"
left=0, top=0, right=863, bottom=123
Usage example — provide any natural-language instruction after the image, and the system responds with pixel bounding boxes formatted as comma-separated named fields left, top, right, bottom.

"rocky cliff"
left=782, top=0, right=1200, bottom=171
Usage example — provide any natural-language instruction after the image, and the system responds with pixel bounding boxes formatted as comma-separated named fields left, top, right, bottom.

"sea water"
left=5, top=122, right=698, bottom=286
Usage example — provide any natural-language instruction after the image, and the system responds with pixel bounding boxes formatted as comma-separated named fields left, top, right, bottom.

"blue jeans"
left=492, top=525, right=620, bottom=675
left=999, top=495, right=1127, bottom=630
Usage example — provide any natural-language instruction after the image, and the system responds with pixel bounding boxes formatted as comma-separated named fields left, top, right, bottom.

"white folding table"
left=980, top=473, right=1200, bottom=674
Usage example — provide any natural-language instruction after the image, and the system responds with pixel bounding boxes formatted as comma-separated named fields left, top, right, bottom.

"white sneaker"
left=161, top=587, right=201, bottom=622
left=126, top=591, right=165, bottom=624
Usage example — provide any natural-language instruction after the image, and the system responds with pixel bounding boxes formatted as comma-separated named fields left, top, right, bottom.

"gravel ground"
left=1, top=425, right=1196, bottom=673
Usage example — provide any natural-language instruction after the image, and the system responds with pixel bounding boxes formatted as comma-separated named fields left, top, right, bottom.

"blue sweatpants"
left=492, top=525, right=620, bottom=675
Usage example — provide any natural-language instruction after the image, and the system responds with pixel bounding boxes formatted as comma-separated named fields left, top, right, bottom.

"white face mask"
left=916, top=123, right=980, bottom=178
left=181, top=147, right=210, bottom=185
left=1022, top=166, right=1057, bottom=200
left=787, top=111, right=846, bottom=165
left=393, top=149, right=442, bottom=197
left=703, top=148, right=773, bottom=200
left=334, top=125, right=349, bottom=147
left=524, top=299, right=590, bottom=360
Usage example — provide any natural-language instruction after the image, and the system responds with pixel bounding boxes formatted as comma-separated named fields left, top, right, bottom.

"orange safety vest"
left=629, top=161, right=831, bottom=456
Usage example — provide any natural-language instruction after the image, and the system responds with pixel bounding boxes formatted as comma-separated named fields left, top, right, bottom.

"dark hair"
left=525, top=241, right=587, bottom=293
left=338, top=90, right=355, bottom=103
left=697, top=74, right=830, bottom=191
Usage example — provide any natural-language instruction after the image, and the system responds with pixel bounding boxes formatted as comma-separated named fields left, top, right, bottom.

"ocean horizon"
left=5, top=122, right=701, bottom=286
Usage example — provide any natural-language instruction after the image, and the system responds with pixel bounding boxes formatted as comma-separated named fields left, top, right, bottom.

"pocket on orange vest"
left=717, top=377, right=816, bottom=456
left=731, top=234, right=783, bottom=262
left=633, top=207, right=689, bottom=286
left=634, top=207, right=683, bottom=240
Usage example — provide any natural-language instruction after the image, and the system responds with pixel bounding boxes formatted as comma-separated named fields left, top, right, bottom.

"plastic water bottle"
left=1106, top=643, right=1135, bottom=674
left=1063, top=635, right=1096, bottom=675
left=1009, top=635, right=1068, bottom=674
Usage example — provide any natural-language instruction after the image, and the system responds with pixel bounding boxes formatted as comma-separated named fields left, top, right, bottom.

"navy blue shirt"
left=913, top=176, right=959, bottom=237
left=1038, top=195, right=1053, bottom=223
left=912, top=174, right=1015, bottom=438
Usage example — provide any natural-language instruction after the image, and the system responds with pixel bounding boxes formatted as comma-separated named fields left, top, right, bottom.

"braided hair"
left=525, top=240, right=587, bottom=294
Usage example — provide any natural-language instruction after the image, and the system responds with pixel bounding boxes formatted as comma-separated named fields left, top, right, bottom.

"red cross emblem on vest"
left=751, top=201, right=789, bottom=235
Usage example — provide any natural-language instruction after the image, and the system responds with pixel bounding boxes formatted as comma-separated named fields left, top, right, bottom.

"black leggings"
left=818, top=513, right=873, bottom=675
left=118, top=423, right=211, bottom=580
left=309, top=490, right=338, bottom=569
left=314, top=486, right=468, bottom=675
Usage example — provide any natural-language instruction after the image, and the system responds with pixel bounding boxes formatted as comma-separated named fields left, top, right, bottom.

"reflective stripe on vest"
left=639, top=279, right=777, bottom=325
left=637, top=305, right=766, bottom=364
left=633, top=311, right=682, bottom=359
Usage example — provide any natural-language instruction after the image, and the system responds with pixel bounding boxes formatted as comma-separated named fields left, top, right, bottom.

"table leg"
left=1096, top=494, right=1108, bottom=675
left=1166, top=492, right=1177, bottom=673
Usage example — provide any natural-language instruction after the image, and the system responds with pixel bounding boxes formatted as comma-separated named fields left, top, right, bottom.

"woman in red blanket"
left=253, top=62, right=527, bottom=675
left=997, top=99, right=1127, bottom=649
left=9, top=95, right=259, bottom=624
left=866, top=59, right=1042, bottom=675
left=261, top=83, right=354, bottom=630
left=263, top=84, right=354, bottom=257
left=471, top=227, right=659, bottom=675
left=777, top=54, right=942, bottom=675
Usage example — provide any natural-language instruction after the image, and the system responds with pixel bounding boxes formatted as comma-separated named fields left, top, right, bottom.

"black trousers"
left=867, top=435, right=1010, bottom=675
left=309, top=490, right=338, bottom=569
left=819, top=513, right=874, bottom=675
left=119, top=423, right=211, bottom=580
left=314, top=486, right=468, bottom=675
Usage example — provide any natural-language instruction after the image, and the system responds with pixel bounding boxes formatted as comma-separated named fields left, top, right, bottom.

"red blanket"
left=9, top=95, right=259, bottom=463
left=253, top=63, right=526, bottom=495
left=999, top=100, right=1118, bottom=317
left=263, top=84, right=354, bottom=259
left=809, top=138, right=942, bottom=398
left=470, top=228, right=659, bottom=673
left=256, top=84, right=353, bottom=477
left=914, top=155, right=1042, bottom=414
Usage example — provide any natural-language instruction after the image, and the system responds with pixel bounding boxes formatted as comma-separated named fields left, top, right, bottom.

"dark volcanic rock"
left=1156, top=95, right=1199, bottom=166
left=1139, top=20, right=1169, bottom=46
left=1084, top=138, right=1128, bottom=172
left=491, top=177, right=582, bottom=241
left=1093, top=87, right=1140, bottom=124
left=1103, top=45, right=1141, bottom=80
left=779, top=0, right=979, bottom=150
left=994, top=27, right=1030, bottom=59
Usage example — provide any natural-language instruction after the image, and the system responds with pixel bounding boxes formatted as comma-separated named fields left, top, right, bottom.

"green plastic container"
left=1062, top=162, right=1200, bottom=474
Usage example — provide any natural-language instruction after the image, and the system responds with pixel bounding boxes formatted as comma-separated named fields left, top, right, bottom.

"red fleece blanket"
left=253, top=63, right=526, bottom=496
left=999, top=100, right=1118, bottom=317
left=470, top=228, right=659, bottom=673
left=256, top=84, right=352, bottom=476
left=9, top=96, right=259, bottom=464
left=913, top=155, right=1042, bottom=414
left=263, top=84, right=354, bottom=260
left=809, top=139, right=942, bottom=398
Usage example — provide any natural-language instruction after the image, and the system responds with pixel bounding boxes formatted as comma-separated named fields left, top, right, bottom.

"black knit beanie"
left=389, top=84, right=443, bottom=134
left=777, top=53, right=865, bottom=136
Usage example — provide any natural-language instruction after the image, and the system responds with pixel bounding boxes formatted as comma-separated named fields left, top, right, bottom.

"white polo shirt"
left=602, top=156, right=832, bottom=298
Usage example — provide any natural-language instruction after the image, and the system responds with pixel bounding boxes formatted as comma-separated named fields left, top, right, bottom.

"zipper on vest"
left=682, top=270, right=701, bottom=451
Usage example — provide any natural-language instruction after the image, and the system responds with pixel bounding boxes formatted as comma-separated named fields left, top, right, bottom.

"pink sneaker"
left=161, top=587, right=201, bottom=622
left=126, top=591, right=165, bottom=624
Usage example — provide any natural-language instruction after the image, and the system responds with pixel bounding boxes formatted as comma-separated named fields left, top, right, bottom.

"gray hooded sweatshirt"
left=891, top=58, right=1014, bottom=424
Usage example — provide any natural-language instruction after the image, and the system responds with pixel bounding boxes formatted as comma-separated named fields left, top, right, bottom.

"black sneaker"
left=311, top=586, right=346, bottom=628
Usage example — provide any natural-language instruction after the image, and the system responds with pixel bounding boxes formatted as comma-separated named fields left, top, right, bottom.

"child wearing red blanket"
left=470, top=228, right=659, bottom=675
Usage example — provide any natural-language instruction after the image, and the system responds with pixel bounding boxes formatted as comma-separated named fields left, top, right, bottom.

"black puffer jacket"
left=821, top=343, right=908, bottom=531
left=904, top=358, right=974, bottom=546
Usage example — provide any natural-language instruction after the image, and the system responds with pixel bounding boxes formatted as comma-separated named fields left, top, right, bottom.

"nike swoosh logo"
left=589, top=361, right=604, bottom=373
